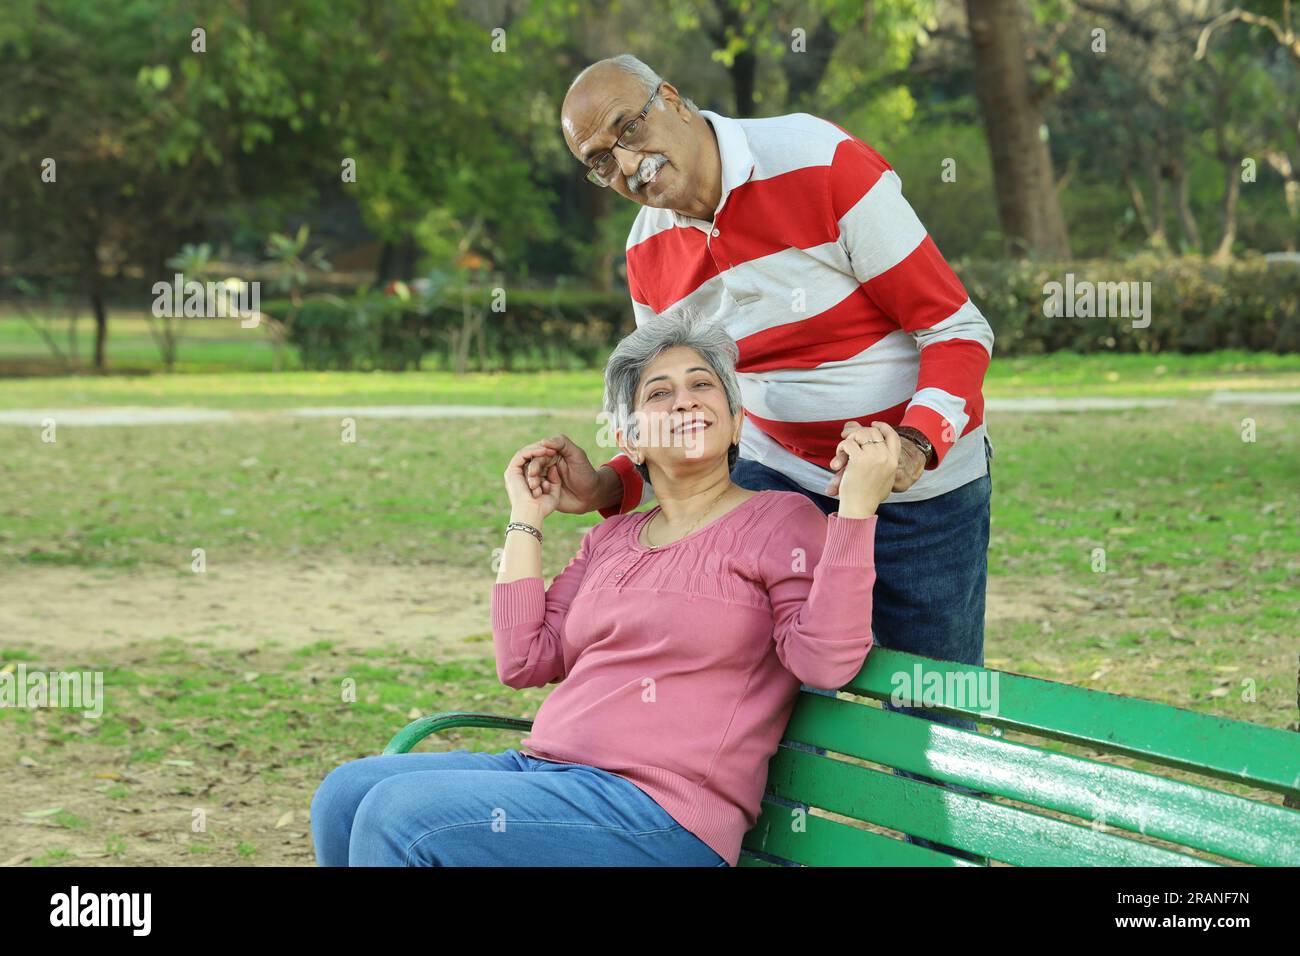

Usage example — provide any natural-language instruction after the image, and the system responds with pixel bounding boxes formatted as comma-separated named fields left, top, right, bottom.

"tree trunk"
left=965, top=0, right=1072, bottom=258
left=1263, top=149, right=1299, bottom=251
left=1171, top=160, right=1203, bottom=254
left=376, top=241, right=395, bottom=285
left=730, top=48, right=757, bottom=117
left=1213, top=162, right=1240, bottom=261
left=91, top=286, right=108, bottom=370
left=711, top=0, right=758, bottom=117
left=1123, top=168, right=1153, bottom=238
left=1147, top=157, right=1167, bottom=250
left=591, top=185, right=614, bottom=292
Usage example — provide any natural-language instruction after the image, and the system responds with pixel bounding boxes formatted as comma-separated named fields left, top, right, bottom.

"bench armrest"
left=383, top=711, right=534, bottom=755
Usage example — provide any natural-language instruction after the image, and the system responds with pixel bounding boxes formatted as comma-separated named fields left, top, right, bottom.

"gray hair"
left=568, top=54, right=699, bottom=113
left=603, top=308, right=741, bottom=485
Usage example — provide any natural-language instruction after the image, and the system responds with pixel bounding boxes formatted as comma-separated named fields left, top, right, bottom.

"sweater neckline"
left=628, top=490, right=773, bottom=553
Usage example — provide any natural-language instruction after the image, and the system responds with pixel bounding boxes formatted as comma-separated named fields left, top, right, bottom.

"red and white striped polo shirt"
left=599, top=109, right=994, bottom=517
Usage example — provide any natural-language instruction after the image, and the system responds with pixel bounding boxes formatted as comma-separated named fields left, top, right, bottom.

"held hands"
left=517, top=435, right=606, bottom=515
left=826, top=421, right=930, bottom=502
left=504, top=440, right=566, bottom=523
left=826, top=421, right=902, bottom=518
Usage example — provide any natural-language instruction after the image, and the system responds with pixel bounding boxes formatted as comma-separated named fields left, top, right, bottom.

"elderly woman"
left=310, top=310, right=899, bottom=866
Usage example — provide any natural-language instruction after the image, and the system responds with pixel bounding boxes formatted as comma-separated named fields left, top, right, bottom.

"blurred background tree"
left=1, top=0, right=1296, bottom=372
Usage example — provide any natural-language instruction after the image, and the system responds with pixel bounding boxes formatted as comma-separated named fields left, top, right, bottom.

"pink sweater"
left=489, top=489, right=877, bottom=866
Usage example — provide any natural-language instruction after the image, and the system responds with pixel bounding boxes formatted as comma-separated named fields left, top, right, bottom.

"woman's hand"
left=505, top=441, right=563, bottom=523
left=833, top=420, right=901, bottom=518
left=521, top=435, right=613, bottom=515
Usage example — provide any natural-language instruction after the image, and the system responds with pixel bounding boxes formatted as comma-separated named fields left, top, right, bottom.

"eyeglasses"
left=583, top=83, right=663, bottom=187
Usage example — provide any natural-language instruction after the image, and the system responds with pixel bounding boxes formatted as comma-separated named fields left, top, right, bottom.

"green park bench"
left=384, top=647, right=1300, bottom=866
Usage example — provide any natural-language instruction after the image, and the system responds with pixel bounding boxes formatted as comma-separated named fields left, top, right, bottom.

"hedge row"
left=263, top=254, right=1299, bottom=371
left=955, top=253, right=1300, bottom=354
left=261, top=288, right=631, bottom=371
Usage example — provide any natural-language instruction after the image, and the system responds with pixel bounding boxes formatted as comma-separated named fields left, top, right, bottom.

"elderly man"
left=529, top=53, right=995, bottom=862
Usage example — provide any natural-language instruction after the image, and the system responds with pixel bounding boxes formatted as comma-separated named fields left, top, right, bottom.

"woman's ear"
left=615, top=426, right=642, bottom=465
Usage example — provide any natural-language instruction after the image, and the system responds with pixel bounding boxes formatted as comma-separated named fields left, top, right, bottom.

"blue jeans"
left=310, top=748, right=729, bottom=866
left=730, top=437, right=993, bottom=862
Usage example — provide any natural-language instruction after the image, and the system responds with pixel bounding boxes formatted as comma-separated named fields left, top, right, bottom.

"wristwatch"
left=895, top=426, right=934, bottom=465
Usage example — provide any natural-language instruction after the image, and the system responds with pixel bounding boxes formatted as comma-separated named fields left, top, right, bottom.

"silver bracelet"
left=506, top=521, right=543, bottom=543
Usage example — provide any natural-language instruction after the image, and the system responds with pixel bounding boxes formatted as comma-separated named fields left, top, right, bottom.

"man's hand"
left=827, top=421, right=927, bottom=496
left=521, top=435, right=619, bottom=515
left=890, top=438, right=927, bottom=492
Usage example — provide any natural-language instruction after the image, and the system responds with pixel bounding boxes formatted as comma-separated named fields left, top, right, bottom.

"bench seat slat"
left=741, top=800, right=980, bottom=867
left=845, top=648, right=1300, bottom=797
left=785, top=694, right=1300, bottom=866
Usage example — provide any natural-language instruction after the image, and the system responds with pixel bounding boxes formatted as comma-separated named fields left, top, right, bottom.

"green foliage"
left=265, top=226, right=330, bottom=299
left=275, top=256, right=1300, bottom=373
left=273, top=287, right=634, bottom=372
left=284, top=293, right=433, bottom=371
left=870, top=111, right=1003, bottom=259
left=957, top=254, right=1300, bottom=355
left=1, top=0, right=1295, bottom=309
left=164, top=243, right=215, bottom=277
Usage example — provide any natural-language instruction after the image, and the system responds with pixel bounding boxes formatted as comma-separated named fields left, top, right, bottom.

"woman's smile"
left=673, top=419, right=709, bottom=435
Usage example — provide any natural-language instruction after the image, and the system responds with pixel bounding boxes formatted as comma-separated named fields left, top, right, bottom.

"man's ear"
left=659, top=82, right=690, bottom=121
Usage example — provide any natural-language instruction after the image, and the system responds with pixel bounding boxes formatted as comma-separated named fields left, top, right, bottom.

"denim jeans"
left=310, top=748, right=729, bottom=866
left=730, top=436, right=993, bottom=863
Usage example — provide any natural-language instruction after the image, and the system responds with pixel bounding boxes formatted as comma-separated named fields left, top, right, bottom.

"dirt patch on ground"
left=0, top=561, right=496, bottom=656
left=0, top=561, right=498, bottom=867
left=2, top=561, right=1066, bottom=659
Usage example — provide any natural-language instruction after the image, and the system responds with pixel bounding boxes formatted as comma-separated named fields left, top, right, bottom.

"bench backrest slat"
left=783, top=694, right=1300, bottom=866
left=844, top=649, right=1300, bottom=797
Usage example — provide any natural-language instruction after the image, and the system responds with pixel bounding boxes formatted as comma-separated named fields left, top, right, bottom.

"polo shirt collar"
left=670, top=109, right=755, bottom=229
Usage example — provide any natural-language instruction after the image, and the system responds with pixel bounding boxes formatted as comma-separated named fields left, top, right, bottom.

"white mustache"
left=629, top=155, right=667, bottom=193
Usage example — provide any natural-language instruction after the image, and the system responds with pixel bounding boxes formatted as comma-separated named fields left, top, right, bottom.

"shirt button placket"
left=612, top=552, right=645, bottom=589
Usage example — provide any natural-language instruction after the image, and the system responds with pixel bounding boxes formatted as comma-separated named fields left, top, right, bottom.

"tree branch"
left=1195, top=6, right=1300, bottom=62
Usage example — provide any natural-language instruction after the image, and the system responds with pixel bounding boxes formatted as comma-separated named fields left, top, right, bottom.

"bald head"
left=561, top=60, right=652, bottom=155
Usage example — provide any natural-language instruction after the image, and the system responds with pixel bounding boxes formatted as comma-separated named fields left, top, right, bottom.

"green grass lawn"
left=2, top=398, right=1295, bottom=738
left=3, top=314, right=1300, bottom=410
left=2, top=346, right=1296, bottom=865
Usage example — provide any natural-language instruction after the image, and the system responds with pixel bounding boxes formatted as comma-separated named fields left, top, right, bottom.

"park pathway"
left=0, top=392, right=1297, bottom=427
